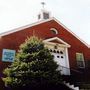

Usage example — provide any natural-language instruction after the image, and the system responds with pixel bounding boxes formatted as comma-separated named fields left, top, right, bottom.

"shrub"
left=3, top=36, right=63, bottom=90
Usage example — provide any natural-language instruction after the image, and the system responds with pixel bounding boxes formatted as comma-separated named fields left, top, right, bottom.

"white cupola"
left=38, top=2, right=51, bottom=20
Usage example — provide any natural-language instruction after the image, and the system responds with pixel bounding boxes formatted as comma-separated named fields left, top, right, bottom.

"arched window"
left=50, top=28, right=58, bottom=35
left=49, top=49, right=52, bottom=52
left=57, top=51, right=59, bottom=53
left=53, top=50, right=56, bottom=53
left=61, top=56, right=64, bottom=58
left=60, top=51, right=63, bottom=54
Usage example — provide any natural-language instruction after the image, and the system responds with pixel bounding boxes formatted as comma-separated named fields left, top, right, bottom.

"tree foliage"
left=3, top=36, right=62, bottom=89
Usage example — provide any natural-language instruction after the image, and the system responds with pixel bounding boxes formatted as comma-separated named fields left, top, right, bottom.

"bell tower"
left=38, top=2, right=51, bottom=20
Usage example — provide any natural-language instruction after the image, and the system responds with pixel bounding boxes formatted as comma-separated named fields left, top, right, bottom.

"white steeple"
left=38, top=2, right=51, bottom=20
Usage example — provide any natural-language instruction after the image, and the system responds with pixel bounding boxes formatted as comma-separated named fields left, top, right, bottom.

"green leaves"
left=20, top=36, right=44, bottom=54
left=3, top=36, right=62, bottom=89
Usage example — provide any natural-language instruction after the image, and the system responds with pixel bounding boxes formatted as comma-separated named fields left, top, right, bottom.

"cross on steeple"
left=38, top=2, right=51, bottom=20
left=41, top=2, right=45, bottom=9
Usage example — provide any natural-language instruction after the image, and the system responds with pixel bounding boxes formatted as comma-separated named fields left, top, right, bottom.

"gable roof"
left=0, top=17, right=89, bottom=48
left=0, top=18, right=54, bottom=37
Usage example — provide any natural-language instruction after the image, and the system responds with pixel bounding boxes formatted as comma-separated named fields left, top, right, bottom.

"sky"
left=0, top=0, right=90, bottom=44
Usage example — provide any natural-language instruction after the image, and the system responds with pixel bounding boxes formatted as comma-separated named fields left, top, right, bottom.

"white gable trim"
left=43, top=37, right=71, bottom=48
left=0, top=18, right=53, bottom=37
left=44, top=41, right=70, bottom=48
left=0, top=17, right=89, bottom=48
left=52, top=18, right=90, bottom=48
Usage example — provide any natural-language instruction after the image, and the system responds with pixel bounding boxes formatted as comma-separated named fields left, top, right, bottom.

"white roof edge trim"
left=0, top=17, right=54, bottom=37
left=52, top=17, right=90, bottom=48
left=0, top=17, right=89, bottom=48
left=89, top=45, right=90, bottom=48
left=43, top=37, right=71, bottom=48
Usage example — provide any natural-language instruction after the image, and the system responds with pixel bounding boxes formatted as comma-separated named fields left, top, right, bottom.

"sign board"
left=2, top=49, right=16, bottom=62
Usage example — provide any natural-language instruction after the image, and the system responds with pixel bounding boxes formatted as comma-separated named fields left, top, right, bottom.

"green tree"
left=3, top=36, right=62, bottom=89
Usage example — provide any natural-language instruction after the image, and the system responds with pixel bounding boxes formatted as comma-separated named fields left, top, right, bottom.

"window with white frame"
left=76, top=53, right=85, bottom=68
left=50, top=28, right=58, bottom=35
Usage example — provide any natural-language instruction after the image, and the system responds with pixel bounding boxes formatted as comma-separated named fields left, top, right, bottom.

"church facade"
left=0, top=9, right=90, bottom=76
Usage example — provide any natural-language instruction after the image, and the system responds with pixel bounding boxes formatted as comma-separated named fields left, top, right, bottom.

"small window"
left=38, top=14, right=41, bottom=19
left=53, top=50, right=56, bottom=53
left=54, top=45, right=57, bottom=49
left=43, top=12, right=49, bottom=19
left=49, top=49, right=52, bottom=52
left=57, top=56, right=60, bottom=58
left=57, top=51, right=59, bottom=53
left=60, top=51, right=63, bottom=54
left=76, top=53, right=85, bottom=68
left=61, top=56, right=64, bottom=58
left=50, top=28, right=58, bottom=35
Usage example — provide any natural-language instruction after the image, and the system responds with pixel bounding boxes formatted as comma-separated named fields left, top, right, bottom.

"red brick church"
left=0, top=8, right=90, bottom=77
